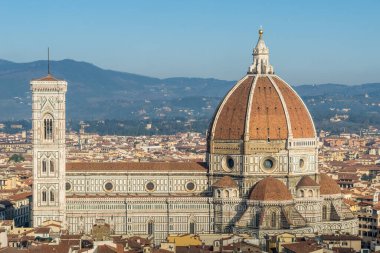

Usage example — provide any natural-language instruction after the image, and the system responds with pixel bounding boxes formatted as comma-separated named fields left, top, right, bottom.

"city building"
left=31, top=29, right=358, bottom=244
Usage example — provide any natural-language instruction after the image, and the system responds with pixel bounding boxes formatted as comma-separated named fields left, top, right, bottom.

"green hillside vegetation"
left=0, top=59, right=379, bottom=134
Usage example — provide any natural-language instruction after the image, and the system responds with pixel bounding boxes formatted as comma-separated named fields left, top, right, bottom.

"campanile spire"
left=248, top=28, right=274, bottom=74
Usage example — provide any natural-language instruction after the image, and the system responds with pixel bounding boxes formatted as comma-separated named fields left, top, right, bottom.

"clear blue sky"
left=0, top=0, right=379, bottom=85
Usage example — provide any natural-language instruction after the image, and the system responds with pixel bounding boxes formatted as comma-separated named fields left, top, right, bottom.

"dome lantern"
left=248, top=28, right=274, bottom=74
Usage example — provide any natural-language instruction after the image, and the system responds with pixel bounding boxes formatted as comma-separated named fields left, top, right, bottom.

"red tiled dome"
left=209, top=75, right=316, bottom=141
left=297, top=175, right=319, bottom=188
left=212, top=176, right=238, bottom=188
left=249, top=177, right=293, bottom=201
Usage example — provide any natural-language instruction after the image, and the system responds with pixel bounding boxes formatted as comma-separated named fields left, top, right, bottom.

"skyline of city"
left=0, top=2, right=379, bottom=252
left=1, top=0, right=379, bottom=85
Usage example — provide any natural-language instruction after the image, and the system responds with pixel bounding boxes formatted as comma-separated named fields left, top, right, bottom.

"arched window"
left=50, top=191, right=55, bottom=202
left=308, top=190, right=313, bottom=197
left=189, top=221, right=195, bottom=234
left=271, top=212, right=277, bottom=228
left=225, top=190, right=229, bottom=198
left=43, top=115, right=53, bottom=140
left=42, top=160, right=47, bottom=173
left=50, top=160, right=54, bottom=173
left=147, top=221, right=154, bottom=235
left=42, top=191, right=47, bottom=202
left=322, top=205, right=327, bottom=220
left=300, top=190, right=304, bottom=197
left=217, top=190, right=221, bottom=198
left=255, top=212, right=260, bottom=227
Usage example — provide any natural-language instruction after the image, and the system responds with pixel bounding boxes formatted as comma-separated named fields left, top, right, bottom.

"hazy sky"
left=0, top=0, right=379, bottom=85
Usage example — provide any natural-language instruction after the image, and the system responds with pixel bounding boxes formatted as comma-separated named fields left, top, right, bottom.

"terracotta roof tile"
left=8, top=191, right=32, bottom=201
left=319, top=174, right=341, bottom=195
left=34, top=227, right=51, bottom=234
left=33, top=74, right=62, bottom=82
left=213, top=76, right=254, bottom=140
left=272, top=76, right=315, bottom=138
left=210, top=74, right=315, bottom=141
left=373, top=203, right=380, bottom=210
left=66, top=162, right=207, bottom=172
left=249, top=76, right=288, bottom=140
left=96, top=245, right=119, bottom=253
left=249, top=177, right=293, bottom=201
left=282, top=242, right=322, bottom=253
left=296, top=175, right=319, bottom=187
left=212, top=176, right=238, bottom=188
left=343, top=198, right=357, bottom=207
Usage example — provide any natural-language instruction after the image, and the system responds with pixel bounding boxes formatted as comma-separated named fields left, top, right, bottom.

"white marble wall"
left=31, top=79, right=67, bottom=227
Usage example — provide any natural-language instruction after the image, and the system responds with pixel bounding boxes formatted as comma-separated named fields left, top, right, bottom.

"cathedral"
left=31, top=29, right=358, bottom=244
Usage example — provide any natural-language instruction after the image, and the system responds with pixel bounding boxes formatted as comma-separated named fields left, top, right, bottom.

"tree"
left=8, top=154, right=25, bottom=163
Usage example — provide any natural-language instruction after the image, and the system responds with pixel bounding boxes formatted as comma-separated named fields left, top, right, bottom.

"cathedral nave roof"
left=66, top=161, right=208, bottom=172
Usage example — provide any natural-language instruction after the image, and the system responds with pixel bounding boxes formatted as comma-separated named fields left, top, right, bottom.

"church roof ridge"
left=66, top=161, right=208, bottom=172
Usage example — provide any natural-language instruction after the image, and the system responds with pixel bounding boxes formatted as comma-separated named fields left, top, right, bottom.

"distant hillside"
left=0, top=59, right=234, bottom=120
left=0, top=59, right=379, bottom=133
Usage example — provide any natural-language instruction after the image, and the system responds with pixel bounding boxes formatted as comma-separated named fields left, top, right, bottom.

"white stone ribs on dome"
left=210, top=75, right=252, bottom=140
left=274, top=75, right=317, bottom=138
left=268, top=75, right=293, bottom=139
left=243, top=75, right=258, bottom=141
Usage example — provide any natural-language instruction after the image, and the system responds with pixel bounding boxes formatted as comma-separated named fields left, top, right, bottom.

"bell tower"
left=31, top=60, right=67, bottom=227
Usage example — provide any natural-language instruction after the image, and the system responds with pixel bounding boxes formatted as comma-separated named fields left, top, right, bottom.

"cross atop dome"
left=248, top=28, right=274, bottom=74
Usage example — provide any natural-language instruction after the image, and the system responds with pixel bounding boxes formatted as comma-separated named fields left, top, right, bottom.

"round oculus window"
left=261, top=157, right=276, bottom=172
left=186, top=182, right=195, bottom=191
left=299, top=159, right=305, bottom=169
left=104, top=182, right=114, bottom=191
left=263, top=159, right=274, bottom=169
left=227, top=157, right=234, bottom=169
left=146, top=182, right=155, bottom=192
left=65, top=182, right=72, bottom=191
left=222, top=156, right=235, bottom=172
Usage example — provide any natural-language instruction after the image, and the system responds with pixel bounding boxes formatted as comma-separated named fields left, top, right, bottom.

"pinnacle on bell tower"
left=248, top=28, right=274, bottom=74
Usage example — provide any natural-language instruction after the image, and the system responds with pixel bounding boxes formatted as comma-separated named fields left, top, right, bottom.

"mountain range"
left=0, top=59, right=379, bottom=133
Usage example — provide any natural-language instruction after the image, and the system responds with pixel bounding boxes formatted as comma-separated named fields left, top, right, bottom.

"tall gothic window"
left=42, top=160, right=47, bottom=173
left=147, top=221, right=154, bottom=235
left=322, top=205, right=327, bottom=220
left=255, top=212, right=260, bottom=227
left=50, top=190, right=55, bottom=202
left=189, top=222, right=195, bottom=234
left=42, top=191, right=47, bottom=202
left=271, top=212, right=277, bottom=228
left=44, top=116, right=53, bottom=140
left=50, top=160, right=54, bottom=173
